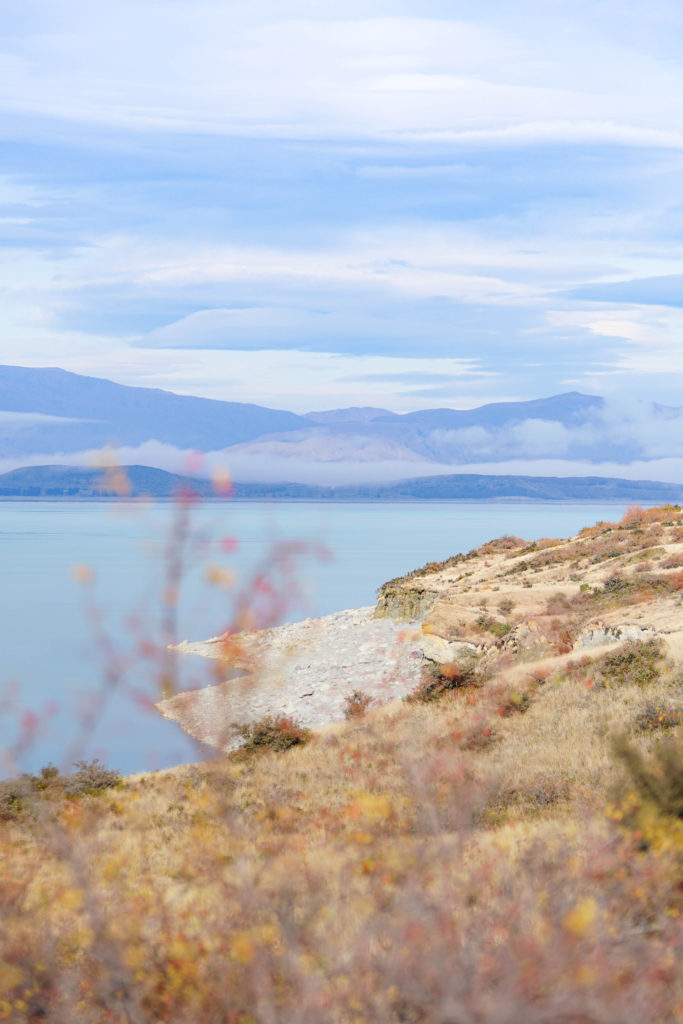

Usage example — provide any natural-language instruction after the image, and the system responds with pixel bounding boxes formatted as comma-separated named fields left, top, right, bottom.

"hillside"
left=2, top=365, right=682, bottom=478
left=2, top=463, right=683, bottom=503
left=0, top=364, right=308, bottom=456
left=1, top=505, right=682, bottom=1021
left=0, top=464, right=217, bottom=498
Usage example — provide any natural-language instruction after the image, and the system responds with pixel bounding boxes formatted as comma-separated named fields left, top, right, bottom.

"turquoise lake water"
left=0, top=499, right=636, bottom=776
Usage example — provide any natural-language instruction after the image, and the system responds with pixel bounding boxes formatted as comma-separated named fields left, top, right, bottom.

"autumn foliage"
left=1, top=497, right=683, bottom=1022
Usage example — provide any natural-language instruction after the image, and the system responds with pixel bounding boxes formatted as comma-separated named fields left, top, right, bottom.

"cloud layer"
left=2, top=1, right=683, bottom=412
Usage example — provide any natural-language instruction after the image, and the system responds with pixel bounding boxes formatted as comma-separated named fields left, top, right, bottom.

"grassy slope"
left=1, top=505, right=683, bottom=1022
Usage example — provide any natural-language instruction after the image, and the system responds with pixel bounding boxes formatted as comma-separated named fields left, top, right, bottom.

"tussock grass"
left=3, top=504, right=683, bottom=1021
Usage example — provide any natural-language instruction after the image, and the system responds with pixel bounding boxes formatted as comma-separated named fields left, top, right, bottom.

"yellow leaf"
left=564, top=897, right=598, bottom=937
left=102, top=855, right=125, bottom=882
left=351, top=830, right=373, bottom=845
left=0, top=965, right=25, bottom=997
left=231, top=932, right=254, bottom=965
left=59, top=887, right=83, bottom=911
left=353, top=793, right=392, bottom=823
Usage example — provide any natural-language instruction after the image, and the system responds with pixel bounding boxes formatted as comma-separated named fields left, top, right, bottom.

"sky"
left=2, top=0, right=683, bottom=413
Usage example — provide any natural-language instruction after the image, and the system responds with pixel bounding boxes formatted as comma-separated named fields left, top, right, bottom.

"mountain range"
left=1, top=465, right=682, bottom=503
left=0, top=365, right=681, bottom=486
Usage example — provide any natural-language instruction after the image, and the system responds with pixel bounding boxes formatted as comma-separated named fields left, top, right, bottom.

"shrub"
left=602, top=573, right=630, bottom=594
left=474, top=614, right=511, bottom=638
left=494, top=685, right=535, bottom=717
left=34, top=763, right=60, bottom=790
left=667, top=570, right=683, bottom=591
left=598, top=639, right=665, bottom=688
left=613, top=732, right=683, bottom=820
left=480, top=772, right=572, bottom=825
left=458, top=719, right=498, bottom=752
left=343, top=689, right=374, bottom=719
left=632, top=699, right=683, bottom=733
left=407, top=659, right=480, bottom=703
left=235, top=714, right=311, bottom=755
left=477, top=534, right=526, bottom=555
left=64, top=759, right=122, bottom=796
left=0, top=776, right=32, bottom=821
left=1, top=763, right=73, bottom=818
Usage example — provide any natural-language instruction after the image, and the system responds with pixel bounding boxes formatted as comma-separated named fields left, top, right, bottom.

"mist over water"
left=0, top=499, right=639, bottom=776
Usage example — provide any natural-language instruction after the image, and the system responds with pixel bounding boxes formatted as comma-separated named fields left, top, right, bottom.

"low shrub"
left=480, top=772, right=572, bottom=825
left=234, top=714, right=311, bottom=755
left=474, top=614, right=511, bottom=638
left=494, top=685, right=535, bottom=717
left=477, top=534, right=526, bottom=555
left=64, top=759, right=122, bottom=796
left=0, top=776, right=33, bottom=821
left=598, top=639, right=665, bottom=688
left=632, top=699, right=683, bottom=733
left=343, top=689, right=374, bottom=719
left=1, top=760, right=122, bottom=817
left=407, top=659, right=481, bottom=703
left=458, top=719, right=498, bottom=752
left=667, top=570, right=683, bottom=591
left=613, top=732, right=683, bottom=820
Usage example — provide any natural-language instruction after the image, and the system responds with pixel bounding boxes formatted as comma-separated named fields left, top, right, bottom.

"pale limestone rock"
left=573, top=621, right=658, bottom=650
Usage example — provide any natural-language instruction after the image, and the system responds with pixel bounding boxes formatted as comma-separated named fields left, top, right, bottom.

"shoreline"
left=157, top=606, right=427, bottom=752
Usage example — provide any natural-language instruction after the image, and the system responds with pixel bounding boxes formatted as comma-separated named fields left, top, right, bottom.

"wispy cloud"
left=1, top=2, right=683, bottom=414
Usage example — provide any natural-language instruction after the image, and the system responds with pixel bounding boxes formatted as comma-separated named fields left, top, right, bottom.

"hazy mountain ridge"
left=0, top=464, right=217, bottom=498
left=1, top=366, right=682, bottom=475
left=3, top=464, right=682, bottom=503
left=0, top=365, right=309, bottom=456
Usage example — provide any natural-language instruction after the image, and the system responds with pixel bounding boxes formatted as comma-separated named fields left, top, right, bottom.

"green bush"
left=475, top=614, right=511, bottom=638
left=613, top=732, right=683, bottom=820
left=598, top=639, right=665, bottom=688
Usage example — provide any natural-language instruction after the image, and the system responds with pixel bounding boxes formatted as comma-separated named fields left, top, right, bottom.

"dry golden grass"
left=2, top=505, right=683, bottom=1021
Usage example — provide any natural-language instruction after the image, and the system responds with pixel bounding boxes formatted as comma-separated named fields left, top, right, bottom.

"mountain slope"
left=0, top=365, right=308, bottom=456
left=3, top=465, right=682, bottom=503
left=1, top=366, right=681, bottom=474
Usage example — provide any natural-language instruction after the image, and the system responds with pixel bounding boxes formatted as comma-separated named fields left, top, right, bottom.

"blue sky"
left=2, top=0, right=683, bottom=412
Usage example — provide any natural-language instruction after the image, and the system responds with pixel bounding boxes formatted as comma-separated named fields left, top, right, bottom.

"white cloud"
left=0, top=411, right=92, bottom=427
left=427, top=401, right=683, bottom=463
left=3, top=5, right=683, bottom=147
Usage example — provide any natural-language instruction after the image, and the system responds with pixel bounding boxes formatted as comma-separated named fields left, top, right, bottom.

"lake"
left=0, top=499, right=636, bottom=776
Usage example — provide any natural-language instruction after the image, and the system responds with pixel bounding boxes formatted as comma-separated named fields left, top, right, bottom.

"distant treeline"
left=0, top=465, right=682, bottom=503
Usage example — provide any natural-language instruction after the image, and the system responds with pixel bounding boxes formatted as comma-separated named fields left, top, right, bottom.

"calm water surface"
left=0, top=499, right=633, bottom=775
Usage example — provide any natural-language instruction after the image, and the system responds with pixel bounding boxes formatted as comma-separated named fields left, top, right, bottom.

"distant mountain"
left=232, top=474, right=683, bottom=502
left=225, top=391, right=683, bottom=467
left=1, top=365, right=681, bottom=475
left=0, top=365, right=308, bottom=457
left=379, top=392, right=603, bottom=430
left=303, top=407, right=397, bottom=425
left=0, top=465, right=216, bottom=498
left=2, top=465, right=682, bottom=504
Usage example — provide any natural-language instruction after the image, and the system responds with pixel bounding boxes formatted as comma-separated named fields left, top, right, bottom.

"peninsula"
left=3, top=504, right=682, bottom=1022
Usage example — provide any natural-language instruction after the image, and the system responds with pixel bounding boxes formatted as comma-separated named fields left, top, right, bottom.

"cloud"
left=0, top=411, right=91, bottom=427
left=567, top=274, right=683, bottom=307
left=2, top=2, right=683, bottom=414
left=3, top=5, right=683, bottom=149
left=0, top=440, right=458, bottom=487
left=425, top=401, right=683, bottom=464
